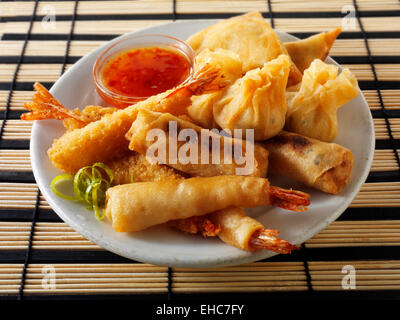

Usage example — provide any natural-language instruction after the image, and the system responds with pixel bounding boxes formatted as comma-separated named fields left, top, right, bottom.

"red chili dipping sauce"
left=101, top=46, right=191, bottom=103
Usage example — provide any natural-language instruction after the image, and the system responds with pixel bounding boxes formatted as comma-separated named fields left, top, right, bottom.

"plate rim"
left=30, top=19, right=375, bottom=267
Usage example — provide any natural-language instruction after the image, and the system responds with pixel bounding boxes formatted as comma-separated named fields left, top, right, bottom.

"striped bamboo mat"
left=0, top=0, right=400, bottom=300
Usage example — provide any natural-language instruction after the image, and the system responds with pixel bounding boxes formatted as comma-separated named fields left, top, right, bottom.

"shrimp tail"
left=269, top=185, right=310, bottom=212
left=164, top=63, right=228, bottom=99
left=187, top=63, right=228, bottom=95
left=249, top=228, right=298, bottom=254
left=21, top=82, right=87, bottom=124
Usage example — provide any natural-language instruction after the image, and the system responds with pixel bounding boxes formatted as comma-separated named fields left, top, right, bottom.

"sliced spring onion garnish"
left=93, top=162, right=114, bottom=184
left=51, top=163, right=113, bottom=221
left=50, top=174, right=77, bottom=201
left=91, top=181, right=106, bottom=221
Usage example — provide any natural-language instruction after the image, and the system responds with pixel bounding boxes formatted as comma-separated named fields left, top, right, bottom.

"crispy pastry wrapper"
left=285, top=59, right=359, bottom=142
left=126, top=109, right=269, bottom=178
left=213, top=55, right=290, bottom=140
left=105, top=176, right=271, bottom=232
left=210, top=207, right=264, bottom=251
left=188, top=48, right=243, bottom=129
left=186, top=11, right=302, bottom=86
left=262, top=131, right=354, bottom=194
left=284, top=27, right=341, bottom=74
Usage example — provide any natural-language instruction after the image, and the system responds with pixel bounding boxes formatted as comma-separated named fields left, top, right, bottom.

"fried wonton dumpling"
left=213, top=55, right=291, bottom=140
left=285, top=83, right=301, bottom=107
left=186, top=11, right=302, bottom=86
left=188, top=48, right=243, bottom=128
left=195, top=48, right=243, bottom=84
left=285, top=59, right=359, bottom=142
left=285, top=27, right=342, bottom=74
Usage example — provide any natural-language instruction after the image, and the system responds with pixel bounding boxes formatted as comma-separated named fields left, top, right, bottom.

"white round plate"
left=30, top=20, right=375, bottom=267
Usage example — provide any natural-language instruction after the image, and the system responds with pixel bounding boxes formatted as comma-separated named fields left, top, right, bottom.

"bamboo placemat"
left=0, top=0, right=400, bottom=301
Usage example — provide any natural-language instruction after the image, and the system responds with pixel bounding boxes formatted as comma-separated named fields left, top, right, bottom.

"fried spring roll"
left=107, top=152, right=221, bottom=236
left=105, top=176, right=310, bottom=232
left=171, top=208, right=297, bottom=253
left=106, top=152, right=301, bottom=252
left=262, top=131, right=353, bottom=194
left=106, top=176, right=270, bottom=232
left=126, top=109, right=269, bottom=177
left=209, top=207, right=262, bottom=251
left=209, top=207, right=297, bottom=253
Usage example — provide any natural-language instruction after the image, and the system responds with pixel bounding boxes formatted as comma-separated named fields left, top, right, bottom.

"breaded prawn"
left=22, top=64, right=225, bottom=174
